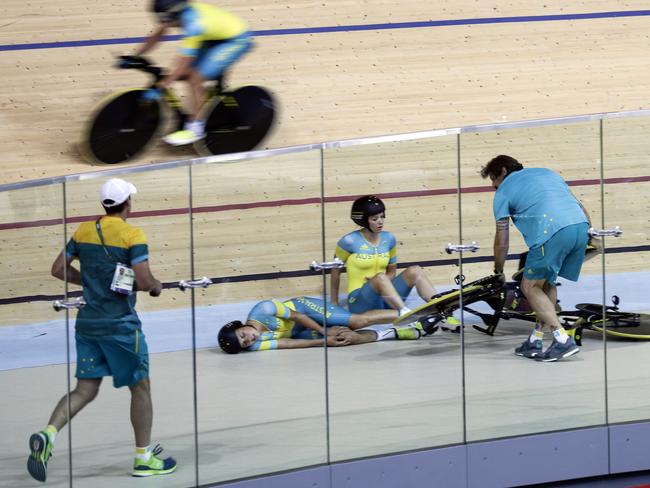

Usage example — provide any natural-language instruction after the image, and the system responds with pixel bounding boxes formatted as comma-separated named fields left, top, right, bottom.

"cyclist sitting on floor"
left=128, top=0, right=253, bottom=145
left=218, top=296, right=424, bottom=354
left=330, top=195, right=460, bottom=329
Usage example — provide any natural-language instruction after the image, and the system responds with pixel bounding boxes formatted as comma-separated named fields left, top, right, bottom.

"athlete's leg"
left=186, top=68, right=207, bottom=122
left=193, top=33, right=253, bottom=117
left=161, top=64, right=206, bottom=145
left=47, top=378, right=102, bottom=430
left=129, top=376, right=177, bottom=476
left=49, top=333, right=106, bottom=429
left=165, top=35, right=252, bottom=146
left=522, top=224, right=585, bottom=333
left=399, top=265, right=436, bottom=301
left=292, top=296, right=384, bottom=331
left=348, top=330, right=379, bottom=345
left=530, top=282, right=556, bottom=333
left=348, top=308, right=398, bottom=330
left=521, top=277, right=561, bottom=330
left=28, top=378, right=101, bottom=482
left=544, top=282, right=558, bottom=314
left=129, top=377, right=153, bottom=448
left=368, top=272, right=407, bottom=310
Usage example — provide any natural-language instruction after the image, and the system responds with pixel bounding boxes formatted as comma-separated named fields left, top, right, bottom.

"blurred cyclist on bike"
left=127, top=0, right=253, bottom=146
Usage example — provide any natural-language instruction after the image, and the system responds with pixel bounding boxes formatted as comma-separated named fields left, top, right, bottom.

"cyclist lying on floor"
left=217, top=296, right=425, bottom=354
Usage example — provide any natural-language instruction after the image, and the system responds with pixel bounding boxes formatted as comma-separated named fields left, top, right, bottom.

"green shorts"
left=75, top=330, right=149, bottom=388
left=524, top=222, right=590, bottom=285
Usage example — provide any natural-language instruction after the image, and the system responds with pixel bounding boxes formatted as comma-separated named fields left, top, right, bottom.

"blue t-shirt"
left=493, top=168, right=588, bottom=247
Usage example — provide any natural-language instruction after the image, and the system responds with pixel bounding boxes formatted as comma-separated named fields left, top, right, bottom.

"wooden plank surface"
left=0, top=1, right=648, bottom=325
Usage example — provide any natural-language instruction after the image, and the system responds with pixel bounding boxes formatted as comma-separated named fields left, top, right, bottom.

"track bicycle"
left=80, top=56, right=276, bottom=164
left=463, top=269, right=650, bottom=345
left=393, top=274, right=506, bottom=336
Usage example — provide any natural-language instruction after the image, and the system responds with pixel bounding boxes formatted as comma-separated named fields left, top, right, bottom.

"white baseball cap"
left=100, top=178, right=137, bottom=207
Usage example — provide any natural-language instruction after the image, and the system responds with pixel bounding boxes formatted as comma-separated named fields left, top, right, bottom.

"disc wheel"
left=81, top=89, right=164, bottom=164
left=196, top=86, right=275, bottom=156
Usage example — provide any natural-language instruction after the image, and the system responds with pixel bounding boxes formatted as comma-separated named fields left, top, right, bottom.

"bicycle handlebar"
left=116, top=55, right=165, bottom=82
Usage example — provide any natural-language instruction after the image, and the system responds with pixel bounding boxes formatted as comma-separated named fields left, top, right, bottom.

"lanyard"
left=95, top=218, right=118, bottom=263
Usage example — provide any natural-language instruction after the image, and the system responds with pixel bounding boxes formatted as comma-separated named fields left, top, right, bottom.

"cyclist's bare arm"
left=134, top=24, right=170, bottom=56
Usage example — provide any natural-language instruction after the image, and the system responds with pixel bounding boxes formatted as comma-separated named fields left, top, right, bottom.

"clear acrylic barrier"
left=0, top=110, right=649, bottom=487
left=459, top=121, right=607, bottom=441
left=0, top=183, right=72, bottom=487
left=64, top=169, right=196, bottom=488
left=602, top=117, right=650, bottom=424
left=191, top=150, right=329, bottom=484
left=323, top=136, right=464, bottom=461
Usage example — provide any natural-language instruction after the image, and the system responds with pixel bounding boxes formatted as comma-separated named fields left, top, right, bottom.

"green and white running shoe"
left=132, top=444, right=177, bottom=477
left=393, top=321, right=424, bottom=340
left=27, top=431, right=53, bottom=482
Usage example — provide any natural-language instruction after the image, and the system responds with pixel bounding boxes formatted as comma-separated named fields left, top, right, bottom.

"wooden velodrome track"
left=1, top=0, right=649, bottom=327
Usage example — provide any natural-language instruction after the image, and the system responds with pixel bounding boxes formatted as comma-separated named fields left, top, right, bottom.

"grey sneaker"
left=535, top=337, right=580, bottom=362
left=515, top=339, right=543, bottom=358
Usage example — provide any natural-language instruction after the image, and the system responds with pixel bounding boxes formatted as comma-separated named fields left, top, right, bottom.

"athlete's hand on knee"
left=337, top=330, right=355, bottom=345
left=327, top=326, right=347, bottom=336
left=327, top=333, right=351, bottom=347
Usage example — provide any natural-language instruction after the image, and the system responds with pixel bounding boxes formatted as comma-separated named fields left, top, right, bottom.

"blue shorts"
left=75, top=330, right=149, bottom=388
left=289, top=297, right=353, bottom=339
left=524, top=222, right=590, bottom=285
left=347, top=273, right=411, bottom=314
left=193, top=32, right=253, bottom=80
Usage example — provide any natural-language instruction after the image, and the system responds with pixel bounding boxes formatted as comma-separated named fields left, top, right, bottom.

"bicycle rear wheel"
left=196, top=86, right=275, bottom=156
left=80, top=89, right=164, bottom=164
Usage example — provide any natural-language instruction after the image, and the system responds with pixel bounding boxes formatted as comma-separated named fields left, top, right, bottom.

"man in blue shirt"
left=481, top=155, right=591, bottom=362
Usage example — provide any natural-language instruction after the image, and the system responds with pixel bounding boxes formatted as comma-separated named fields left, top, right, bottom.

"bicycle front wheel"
left=80, top=89, right=164, bottom=164
left=196, top=86, right=275, bottom=156
left=591, top=313, right=650, bottom=339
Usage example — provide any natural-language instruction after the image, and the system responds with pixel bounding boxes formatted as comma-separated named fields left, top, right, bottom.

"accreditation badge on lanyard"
left=111, top=263, right=135, bottom=295
left=96, top=218, right=135, bottom=295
